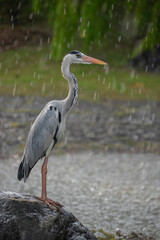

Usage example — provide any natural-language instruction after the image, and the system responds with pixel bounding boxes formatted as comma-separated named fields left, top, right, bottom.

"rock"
left=128, top=45, right=160, bottom=73
left=0, top=190, right=97, bottom=240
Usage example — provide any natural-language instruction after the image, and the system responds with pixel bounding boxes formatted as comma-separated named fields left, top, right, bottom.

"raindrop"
left=82, top=71, right=84, bottom=78
left=142, top=112, right=145, bottom=121
left=48, top=53, right=52, bottom=60
left=67, top=43, right=70, bottom=48
left=118, top=36, right=121, bottom=42
left=120, top=82, right=126, bottom=93
left=147, top=143, right=150, bottom=151
left=42, top=83, right=46, bottom=93
left=11, top=15, right=14, bottom=22
left=21, top=62, right=25, bottom=68
left=90, top=187, right=95, bottom=192
left=138, top=87, right=142, bottom=94
left=93, top=92, right=97, bottom=101
left=29, top=12, right=33, bottom=20
left=98, top=74, right=100, bottom=81
left=47, top=37, right=51, bottom=44
left=152, top=113, right=155, bottom=122
left=83, top=29, right=86, bottom=38
left=98, top=191, right=102, bottom=196
left=130, top=69, right=135, bottom=79
left=33, top=72, right=36, bottom=78
left=103, top=77, right=106, bottom=84
left=126, top=22, right=129, bottom=30
left=109, top=23, right=112, bottom=29
left=0, top=62, right=2, bottom=70
left=80, top=17, right=82, bottom=22
left=39, top=38, right=43, bottom=46
left=89, top=45, right=92, bottom=51
left=13, top=84, right=16, bottom=96
left=18, top=136, right=23, bottom=141
left=112, top=80, right=117, bottom=90
left=50, top=78, right=53, bottom=84
left=17, top=2, right=21, bottom=10
left=104, top=65, right=109, bottom=74
left=145, top=65, right=148, bottom=72
left=108, top=82, right=111, bottom=89
left=87, top=21, right=90, bottom=27
left=38, top=74, right=41, bottom=80
left=5, top=68, right=8, bottom=74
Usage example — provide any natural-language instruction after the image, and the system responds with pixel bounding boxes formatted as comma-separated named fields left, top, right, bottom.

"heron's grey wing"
left=22, top=104, right=59, bottom=180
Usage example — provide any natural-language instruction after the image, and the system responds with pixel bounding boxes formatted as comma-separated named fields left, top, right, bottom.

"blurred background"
left=0, top=0, right=160, bottom=156
left=0, top=1, right=160, bottom=239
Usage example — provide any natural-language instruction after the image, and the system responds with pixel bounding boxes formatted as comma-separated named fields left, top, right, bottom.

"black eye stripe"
left=70, top=50, right=79, bottom=55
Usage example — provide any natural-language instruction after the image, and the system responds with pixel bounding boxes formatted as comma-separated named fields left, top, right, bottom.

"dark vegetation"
left=0, top=0, right=160, bottom=63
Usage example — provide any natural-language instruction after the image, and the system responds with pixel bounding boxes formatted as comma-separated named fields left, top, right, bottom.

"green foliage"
left=125, top=0, right=160, bottom=55
left=51, top=0, right=78, bottom=60
left=79, top=0, right=104, bottom=49
left=0, top=0, right=160, bottom=59
left=32, top=0, right=57, bottom=24
left=31, top=0, right=159, bottom=59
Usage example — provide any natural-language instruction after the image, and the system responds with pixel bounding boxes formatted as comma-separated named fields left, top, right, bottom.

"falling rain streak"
left=12, top=84, right=16, bottom=96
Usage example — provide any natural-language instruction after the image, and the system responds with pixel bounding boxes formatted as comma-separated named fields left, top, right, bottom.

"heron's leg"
left=41, top=156, right=48, bottom=200
left=34, top=156, right=63, bottom=211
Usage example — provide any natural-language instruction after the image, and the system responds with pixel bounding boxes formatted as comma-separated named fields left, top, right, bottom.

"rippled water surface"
left=0, top=153, right=160, bottom=238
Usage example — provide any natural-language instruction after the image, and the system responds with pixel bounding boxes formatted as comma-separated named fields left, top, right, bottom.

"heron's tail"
left=17, top=157, right=32, bottom=182
left=17, top=161, right=24, bottom=181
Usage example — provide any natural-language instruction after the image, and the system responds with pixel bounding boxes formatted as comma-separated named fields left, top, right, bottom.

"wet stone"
left=0, top=190, right=97, bottom=240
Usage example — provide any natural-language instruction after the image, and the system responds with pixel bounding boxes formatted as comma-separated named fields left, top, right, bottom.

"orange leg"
left=35, top=157, right=63, bottom=211
left=41, top=156, right=48, bottom=200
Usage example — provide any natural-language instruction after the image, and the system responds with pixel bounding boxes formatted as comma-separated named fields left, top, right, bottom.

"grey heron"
left=17, top=50, right=107, bottom=210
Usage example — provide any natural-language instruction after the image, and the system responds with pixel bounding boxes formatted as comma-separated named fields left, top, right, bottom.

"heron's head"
left=66, top=50, right=107, bottom=65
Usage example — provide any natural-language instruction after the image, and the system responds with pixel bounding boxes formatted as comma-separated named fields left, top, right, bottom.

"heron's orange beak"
left=82, top=55, right=107, bottom=65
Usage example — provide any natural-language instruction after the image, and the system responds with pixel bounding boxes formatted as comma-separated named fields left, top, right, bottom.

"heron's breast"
left=57, top=117, right=66, bottom=140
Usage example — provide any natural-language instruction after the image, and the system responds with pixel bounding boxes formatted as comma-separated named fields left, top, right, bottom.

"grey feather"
left=18, top=101, right=61, bottom=182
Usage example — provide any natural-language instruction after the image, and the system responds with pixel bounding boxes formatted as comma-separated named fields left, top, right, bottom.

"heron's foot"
left=34, top=195, right=63, bottom=212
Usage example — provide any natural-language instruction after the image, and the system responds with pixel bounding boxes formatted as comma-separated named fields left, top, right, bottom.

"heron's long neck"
left=61, top=58, right=78, bottom=114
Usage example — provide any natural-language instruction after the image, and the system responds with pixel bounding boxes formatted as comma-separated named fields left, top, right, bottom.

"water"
left=0, top=152, right=160, bottom=238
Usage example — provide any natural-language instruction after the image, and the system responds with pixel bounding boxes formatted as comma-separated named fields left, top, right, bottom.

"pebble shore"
left=0, top=96, right=160, bottom=158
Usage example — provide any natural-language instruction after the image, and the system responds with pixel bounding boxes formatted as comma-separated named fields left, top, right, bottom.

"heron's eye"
left=76, top=53, right=81, bottom=58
